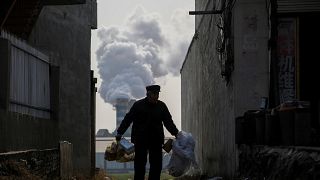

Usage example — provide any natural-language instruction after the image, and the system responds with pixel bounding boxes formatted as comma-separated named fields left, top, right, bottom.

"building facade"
left=0, top=0, right=97, bottom=176
left=181, top=0, right=320, bottom=179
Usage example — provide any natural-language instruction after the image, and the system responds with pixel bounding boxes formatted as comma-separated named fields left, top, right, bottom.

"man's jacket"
left=117, top=97, right=178, bottom=144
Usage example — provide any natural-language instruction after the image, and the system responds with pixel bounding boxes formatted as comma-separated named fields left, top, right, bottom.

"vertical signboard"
left=277, top=18, right=297, bottom=103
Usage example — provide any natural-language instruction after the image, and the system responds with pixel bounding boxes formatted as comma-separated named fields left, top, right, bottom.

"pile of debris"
left=0, top=160, right=42, bottom=180
left=238, top=145, right=320, bottom=179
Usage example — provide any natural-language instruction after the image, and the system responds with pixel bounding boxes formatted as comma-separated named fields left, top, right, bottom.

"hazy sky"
left=91, top=0, right=195, bottom=135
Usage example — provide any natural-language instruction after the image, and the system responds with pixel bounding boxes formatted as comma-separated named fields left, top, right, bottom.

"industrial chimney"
left=114, top=98, right=136, bottom=137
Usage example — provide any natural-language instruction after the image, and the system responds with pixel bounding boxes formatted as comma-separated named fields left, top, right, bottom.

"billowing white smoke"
left=96, top=6, right=193, bottom=105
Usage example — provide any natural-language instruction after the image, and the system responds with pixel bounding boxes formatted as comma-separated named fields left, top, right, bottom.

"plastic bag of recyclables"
left=104, top=138, right=135, bottom=162
left=165, top=131, right=199, bottom=177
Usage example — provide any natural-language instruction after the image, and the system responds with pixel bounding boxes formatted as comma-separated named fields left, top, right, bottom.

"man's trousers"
left=134, top=139, right=163, bottom=180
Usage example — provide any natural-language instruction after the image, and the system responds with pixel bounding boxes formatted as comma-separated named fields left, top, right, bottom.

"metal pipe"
left=189, top=10, right=223, bottom=15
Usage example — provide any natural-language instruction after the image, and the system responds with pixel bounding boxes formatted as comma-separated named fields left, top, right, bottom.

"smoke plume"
left=96, top=6, right=193, bottom=104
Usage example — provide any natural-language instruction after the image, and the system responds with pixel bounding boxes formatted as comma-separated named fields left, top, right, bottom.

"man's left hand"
left=115, top=134, right=122, bottom=141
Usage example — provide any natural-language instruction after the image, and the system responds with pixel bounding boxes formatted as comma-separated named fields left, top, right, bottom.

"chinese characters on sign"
left=277, top=18, right=297, bottom=103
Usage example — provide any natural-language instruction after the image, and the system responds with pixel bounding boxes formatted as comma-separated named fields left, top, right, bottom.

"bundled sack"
left=104, top=138, right=135, bottom=162
left=116, top=148, right=135, bottom=162
left=165, top=131, right=198, bottom=177
left=104, top=140, right=118, bottom=161
left=118, top=138, right=135, bottom=154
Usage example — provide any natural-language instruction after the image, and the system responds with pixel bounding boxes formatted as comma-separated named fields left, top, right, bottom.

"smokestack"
left=114, top=97, right=136, bottom=137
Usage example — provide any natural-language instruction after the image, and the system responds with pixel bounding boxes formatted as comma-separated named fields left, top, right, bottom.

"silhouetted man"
left=116, top=84, right=179, bottom=180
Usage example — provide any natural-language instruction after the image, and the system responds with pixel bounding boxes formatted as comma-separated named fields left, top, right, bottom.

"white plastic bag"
left=165, top=131, right=198, bottom=177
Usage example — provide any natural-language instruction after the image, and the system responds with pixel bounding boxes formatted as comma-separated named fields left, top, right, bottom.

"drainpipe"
left=269, top=0, right=279, bottom=108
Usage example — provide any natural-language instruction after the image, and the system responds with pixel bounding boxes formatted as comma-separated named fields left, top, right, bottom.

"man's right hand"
left=115, top=134, right=122, bottom=141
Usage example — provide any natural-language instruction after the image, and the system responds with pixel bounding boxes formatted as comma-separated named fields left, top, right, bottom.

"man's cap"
left=146, top=85, right=160, bottom=92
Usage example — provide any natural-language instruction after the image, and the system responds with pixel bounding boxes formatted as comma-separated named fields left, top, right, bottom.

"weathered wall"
left=181, top=0, right=269, bottom=178
left=0, top=38, right=10, bottom=110
left=181, top=0, right=236, bottom=176
left=233, top=0, right=269, bottom=116
left=195, top=0, right=210, bottom=28
left=28, top=0, right=96, bottom=175
left=0, top=110, right=59, bottom=152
